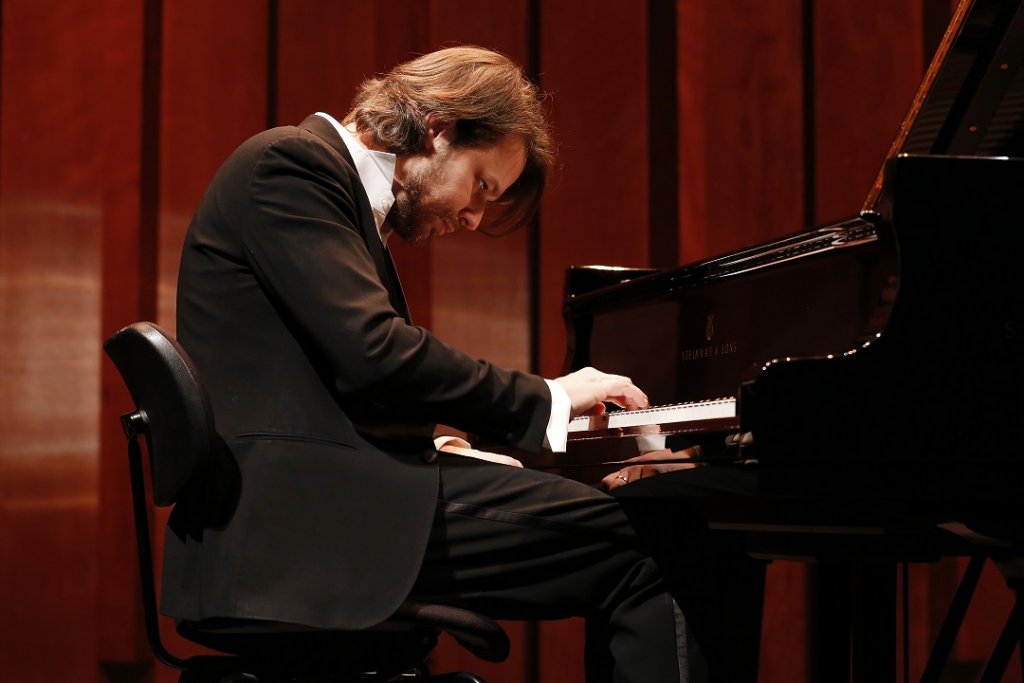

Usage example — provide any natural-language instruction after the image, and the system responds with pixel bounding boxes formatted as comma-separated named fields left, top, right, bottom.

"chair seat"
left=176, top=602, right=510, bottom=679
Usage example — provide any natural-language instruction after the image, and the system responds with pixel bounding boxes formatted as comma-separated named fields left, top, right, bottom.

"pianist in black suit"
left=170, top=46, right=702, bottom=682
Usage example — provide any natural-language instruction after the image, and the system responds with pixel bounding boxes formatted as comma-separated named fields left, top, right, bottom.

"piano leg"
left=809, top=563, right=852, bottom=680
left=808, top=561, right=897, bottom=682
left=981, top=552, right=1024, bottom=683
left=920, top=553, right=986, bottom=682
left=978, top=592, right=1022, bottom=683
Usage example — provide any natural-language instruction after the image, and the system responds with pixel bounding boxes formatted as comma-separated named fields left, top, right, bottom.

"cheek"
left=428, top=158, right=475, bottom=209
left=427, top=179, right=472, bottom=212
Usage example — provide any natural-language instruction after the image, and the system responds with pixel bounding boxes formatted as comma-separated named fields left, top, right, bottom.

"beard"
left=387, top=152, right=461, bottom=244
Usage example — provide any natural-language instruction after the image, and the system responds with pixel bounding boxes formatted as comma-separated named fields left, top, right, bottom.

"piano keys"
left=567, top=398, right=737, bottom=436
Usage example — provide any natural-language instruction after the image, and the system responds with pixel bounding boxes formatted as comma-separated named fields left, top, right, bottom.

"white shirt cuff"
left=433, top=434, right=472, bottom=451
left=544, top=379, right=571, bottom=453
left=433, top=435, right=523, bottom=467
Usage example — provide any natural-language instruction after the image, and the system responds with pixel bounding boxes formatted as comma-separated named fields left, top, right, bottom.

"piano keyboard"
left=568, top=398, right=737, bottom=432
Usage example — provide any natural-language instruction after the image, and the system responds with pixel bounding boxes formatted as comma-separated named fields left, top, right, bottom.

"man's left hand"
left=601, top=447, right=700, bottom=491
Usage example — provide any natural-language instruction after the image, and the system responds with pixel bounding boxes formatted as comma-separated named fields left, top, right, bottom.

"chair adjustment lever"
left=120, top=410, right=150, bottom=439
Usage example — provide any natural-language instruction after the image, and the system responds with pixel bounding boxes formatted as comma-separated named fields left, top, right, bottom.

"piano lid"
left=864, top=0, right=1024, bottom=210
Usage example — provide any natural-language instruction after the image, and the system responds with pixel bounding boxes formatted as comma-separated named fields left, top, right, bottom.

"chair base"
left=176, top=622, right=436, bottom=682
left=175, top=655, right=488, bottom=683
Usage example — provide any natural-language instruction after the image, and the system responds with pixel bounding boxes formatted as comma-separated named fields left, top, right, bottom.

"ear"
left=423, top=112, right=455, bottom=152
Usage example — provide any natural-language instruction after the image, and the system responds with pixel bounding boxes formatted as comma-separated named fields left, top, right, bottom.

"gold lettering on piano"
left=680, top=341, right=738, bottom=361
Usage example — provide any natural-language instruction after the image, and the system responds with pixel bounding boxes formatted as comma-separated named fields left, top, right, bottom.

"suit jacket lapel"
left=298, top=114, right=411, bottom=322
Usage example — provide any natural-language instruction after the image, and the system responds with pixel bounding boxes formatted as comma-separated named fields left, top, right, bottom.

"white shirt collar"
left=314, top=111, right=396, bottom=244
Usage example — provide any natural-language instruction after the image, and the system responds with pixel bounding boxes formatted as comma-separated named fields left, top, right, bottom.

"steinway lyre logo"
left=680, top=314, right=737, bottom=362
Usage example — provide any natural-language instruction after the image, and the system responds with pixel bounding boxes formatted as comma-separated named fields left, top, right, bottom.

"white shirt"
left=313, top=112, right=571, bottom=455
left=315, top=111, right=396, bottom=243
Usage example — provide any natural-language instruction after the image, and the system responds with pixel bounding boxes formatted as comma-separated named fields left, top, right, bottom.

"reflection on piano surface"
left=524, top=0, right=1024, bottom=679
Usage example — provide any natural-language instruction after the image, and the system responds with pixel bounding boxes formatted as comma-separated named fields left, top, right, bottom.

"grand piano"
left=528, top=0, right=1024, bottom=680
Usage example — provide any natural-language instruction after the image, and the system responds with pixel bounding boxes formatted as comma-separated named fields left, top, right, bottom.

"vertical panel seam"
left=527, top=0, right=542, bottom=379
left=139, top=0, right=163, bottom=322
left=266, top=0, right=278, bottom=129
left=647, top=0, right=679, bottom=268
left=525, top=1, right=543, bottom=676
left=0, top=0, right=4, bottom=196
left=802, top=0, right=816, bottom=226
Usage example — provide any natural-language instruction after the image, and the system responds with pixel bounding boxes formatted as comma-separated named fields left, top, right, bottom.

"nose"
left=459, top=202, right=485, bottom=231
left=460, top=212, right=481, bottom=231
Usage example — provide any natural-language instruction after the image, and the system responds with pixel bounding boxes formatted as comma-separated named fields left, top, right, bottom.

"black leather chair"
left=104, top=321, right=509, bottom=683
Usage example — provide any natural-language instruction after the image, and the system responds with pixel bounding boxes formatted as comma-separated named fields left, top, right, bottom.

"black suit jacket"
left=165, top=114, right=551, bottom=629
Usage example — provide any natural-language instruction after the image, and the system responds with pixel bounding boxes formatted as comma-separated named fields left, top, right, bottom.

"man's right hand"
left=554, top=366, right=649, bottom=417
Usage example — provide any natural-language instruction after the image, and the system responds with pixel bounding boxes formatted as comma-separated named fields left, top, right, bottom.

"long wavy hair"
left=345, top=46, right=555, bottom=236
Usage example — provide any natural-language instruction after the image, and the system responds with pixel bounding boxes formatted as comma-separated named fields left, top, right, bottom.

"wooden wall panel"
left=0, top=0, right=106, bottom=680
left=538, top=0, right=651, bottom=379
left=3, top=3, right=1022, bottom=682
left=813, top=0, right=925, bottom=221
left=97, top=0, right=154, bottom=671
left=275, top=0, right=379, bottom=127
left=158, top=0, right=269, bottom=333
left=677, top=0, right=805, bottom=262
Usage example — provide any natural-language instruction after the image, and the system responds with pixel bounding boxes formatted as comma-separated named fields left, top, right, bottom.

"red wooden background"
left=1, top=0, right=1018, bottom=681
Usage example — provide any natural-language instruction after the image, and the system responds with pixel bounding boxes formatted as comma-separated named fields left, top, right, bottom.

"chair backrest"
left=104, top=321, right=215, bottom=506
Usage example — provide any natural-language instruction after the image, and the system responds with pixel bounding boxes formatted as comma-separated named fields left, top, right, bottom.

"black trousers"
left=407, top=454, right=698, bottom=683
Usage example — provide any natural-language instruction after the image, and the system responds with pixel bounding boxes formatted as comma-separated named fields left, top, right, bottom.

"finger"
left=601, top=469, right=633, bottom=491
left=628, top=448, right=672, bottom=463
left=652, top=462, right=699, bottom=475
left=602, top=385, right=649, bottom=411
left=627, top=447, right=700, bottom=464
left=555, top=367, right=649, bottom=415
left=676, top=446, right=699, bottom=460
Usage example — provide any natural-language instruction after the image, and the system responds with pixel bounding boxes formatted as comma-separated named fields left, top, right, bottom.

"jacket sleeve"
left=237, top=131, right=550, bottom=451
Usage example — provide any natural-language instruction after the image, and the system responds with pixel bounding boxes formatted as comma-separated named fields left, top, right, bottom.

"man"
left=170, top=46, right=696, bottom=682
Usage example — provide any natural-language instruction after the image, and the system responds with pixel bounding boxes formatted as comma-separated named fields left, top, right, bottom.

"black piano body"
left=527, top=0, right=1024, bottom=678
left=549, top=153, right=1024, bottom=536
